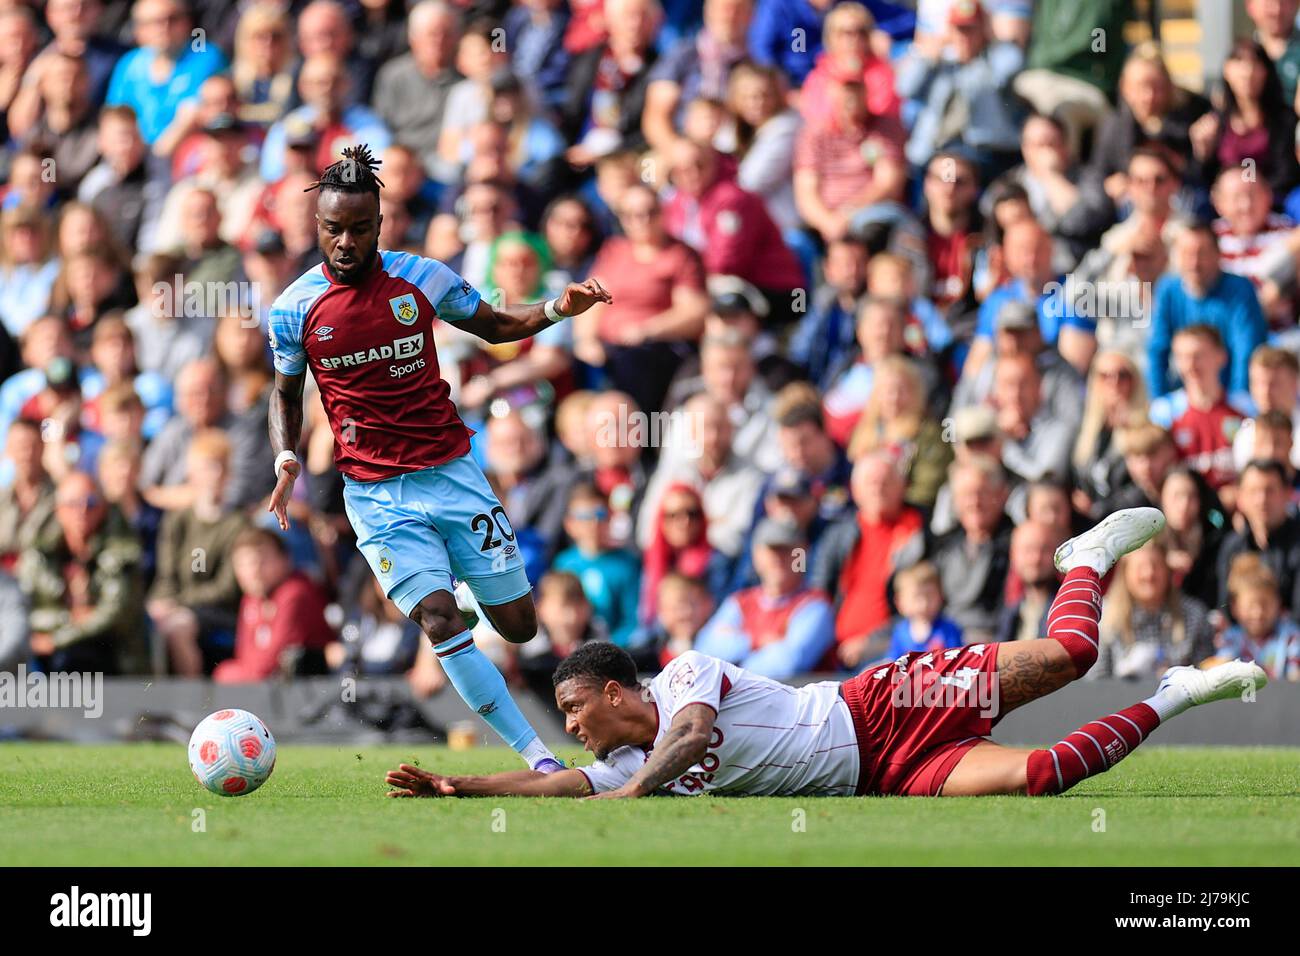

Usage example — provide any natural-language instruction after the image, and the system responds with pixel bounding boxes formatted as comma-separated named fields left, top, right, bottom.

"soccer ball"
left=188, top=709, right=277, bottom=796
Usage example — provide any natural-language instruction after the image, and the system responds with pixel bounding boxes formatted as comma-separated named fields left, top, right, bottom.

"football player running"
left=268, top=145, right=611, bottom=773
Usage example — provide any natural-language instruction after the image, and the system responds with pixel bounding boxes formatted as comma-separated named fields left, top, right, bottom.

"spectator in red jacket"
left=639, top=481, right=725, bottom=623
left=661, top=138, right=806, bottom=324
left=809, top=451, right=925, bottom=670
left=213, top=527, right=334, bottom=683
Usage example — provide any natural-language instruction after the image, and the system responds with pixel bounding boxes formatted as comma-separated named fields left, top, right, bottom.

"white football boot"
left=1155, top=660, right=1268, bottom=714
left=1053, top=506, right=1166, bottom=576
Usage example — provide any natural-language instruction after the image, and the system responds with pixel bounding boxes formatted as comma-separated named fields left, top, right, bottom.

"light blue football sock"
left=432, top=631, right=555, bottom=766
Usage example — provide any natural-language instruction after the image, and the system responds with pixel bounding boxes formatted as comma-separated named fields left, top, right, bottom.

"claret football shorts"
left=342, top=454, right=532, bottom=616
left=839, top=643, right=1002, bottom=796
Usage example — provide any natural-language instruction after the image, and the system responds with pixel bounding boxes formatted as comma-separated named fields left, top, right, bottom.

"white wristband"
left=274, top=450, right=299, bottom=478
left=544, top=297, right=569, bottom=322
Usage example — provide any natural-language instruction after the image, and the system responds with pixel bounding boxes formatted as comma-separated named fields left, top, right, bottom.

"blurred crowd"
left=2, top=0, right=1300, bottom=699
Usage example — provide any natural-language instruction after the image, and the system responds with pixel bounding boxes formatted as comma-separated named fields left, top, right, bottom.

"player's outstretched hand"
left=386, top=763, right=457, bottom=798
left=584, top=785, right=640, bottom=800
left=557, top=278, right=613, bottom=317
left=267, top=460, right=301, bottom=531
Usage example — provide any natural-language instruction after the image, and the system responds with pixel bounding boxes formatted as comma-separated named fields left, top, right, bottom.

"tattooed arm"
left=588, top=704, right=716, bottom=800
left=267, top=369, right=305, bottom=530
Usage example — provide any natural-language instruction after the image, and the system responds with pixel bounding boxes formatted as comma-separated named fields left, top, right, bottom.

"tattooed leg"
left=995, top=640, right=1078, bottom=715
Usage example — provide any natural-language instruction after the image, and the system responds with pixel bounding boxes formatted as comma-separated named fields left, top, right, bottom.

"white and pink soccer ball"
left=188, top=709, right=277, bottom=796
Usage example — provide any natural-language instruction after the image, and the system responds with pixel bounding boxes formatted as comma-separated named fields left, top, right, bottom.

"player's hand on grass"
left=386, top=764, right=456, bottom=798
left=557, top=278, right=613, bottom=317
left=584, top=784, right=641, bottom=800
left=267, top=459, right=301, bottom=530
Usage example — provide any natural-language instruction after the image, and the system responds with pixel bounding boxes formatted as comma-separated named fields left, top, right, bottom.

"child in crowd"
left=1213, top=555, right=1300, bottom=681
left=553, top=482, right=642, bottom=646
left=879, top=561, right=964, bottom=665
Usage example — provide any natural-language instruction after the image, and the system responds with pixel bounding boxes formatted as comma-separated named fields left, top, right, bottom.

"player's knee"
left=1047, top=630, right=1098, bottom=679
left=1005, top=759, right=1031, bottom=795
left=1064, top=641, right=1098, bottom=680
left=410, top=593, right=465, bottom=646
left=488, top=599, right=537, bottom=645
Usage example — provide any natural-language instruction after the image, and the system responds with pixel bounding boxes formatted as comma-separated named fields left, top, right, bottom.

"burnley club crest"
left=389, top=293, right=419, bottom=326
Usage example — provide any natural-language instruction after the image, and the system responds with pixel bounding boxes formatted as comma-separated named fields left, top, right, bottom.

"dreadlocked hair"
left=305, top=144, right=386, bottom=196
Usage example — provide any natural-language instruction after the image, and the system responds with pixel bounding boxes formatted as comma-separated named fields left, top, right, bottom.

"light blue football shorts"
left=342, top=454, right=532, bottom=617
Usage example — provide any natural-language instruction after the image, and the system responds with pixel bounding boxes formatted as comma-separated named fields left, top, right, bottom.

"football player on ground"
left=385, top=507, right=1267, bottom=798
left=267, top=145, right=612, bottom=773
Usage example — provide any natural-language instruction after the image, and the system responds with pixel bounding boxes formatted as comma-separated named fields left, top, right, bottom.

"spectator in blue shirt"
left=502, top=0, right=572, bottom=115
left=789, top=237, right=870, bottom=389
left=105, top=0, right=228, bottom=145
left=1148, top=223, right=1268, bottom=397
left=748, top=0, right=916, bottom=88
left=694, top=517, right=836, bottom=679
left=259, top=53, right=391, bottom=183
left=894, top=1, right=1025, bottom=172
left=553, top=483, right=642, bottom=647
left=727, top=467, right=830, bottom=593
left=971, top=218, right=1097, bottom=375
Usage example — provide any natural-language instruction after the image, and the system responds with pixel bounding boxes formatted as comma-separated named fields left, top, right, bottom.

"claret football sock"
left=1044, top=567, right=1102, bottom=676
left=1025, top=660, right=1268, bottom=796
left=432, top=630, right=558, bottom=769
left=1024, top=702, right=1161, bottom=796
left=1045, top=508, right=1168, bottom=679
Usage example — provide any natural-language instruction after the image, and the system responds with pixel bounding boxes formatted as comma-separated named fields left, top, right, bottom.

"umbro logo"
left=315, top=326, right=335, bottom=341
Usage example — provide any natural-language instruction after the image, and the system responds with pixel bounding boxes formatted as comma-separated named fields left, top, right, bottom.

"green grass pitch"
left=2, top=743, right=1298, bottom=865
